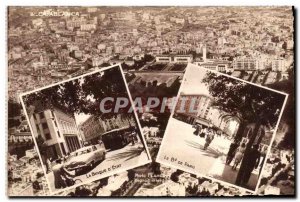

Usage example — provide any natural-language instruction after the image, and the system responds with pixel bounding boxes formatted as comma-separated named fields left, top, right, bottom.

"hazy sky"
left=180, top=64, right=211, bottom=96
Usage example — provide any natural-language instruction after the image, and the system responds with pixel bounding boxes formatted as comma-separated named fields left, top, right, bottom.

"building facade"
left=174, top=94, right=213, bottom=126
left=271, top=59, right=286, bottom=72
left=80, top=114, right=136, bottom=143
left=155, top=55, right=193, bottom=63
left=29, top=106, right=83, bottom=160
left=195, top=61, right=230, bottom=72
left=233, top=58, right=265, bottom=71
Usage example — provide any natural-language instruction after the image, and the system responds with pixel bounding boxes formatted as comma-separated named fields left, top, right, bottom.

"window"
left=61, top=121, right=66, bottom=130
left=36, top=124, right=40, bottom=132
left=39, top=112, right=45, bottom=119
left=44, top=133, right=51, bottom=140
left=42, top=122, right=48, bottom=130
left=57, top=130, right=60, bottom=137
left=36, top=124, right=41, bottom=136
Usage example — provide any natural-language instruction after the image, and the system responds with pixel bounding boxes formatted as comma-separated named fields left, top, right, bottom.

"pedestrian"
left=226, top=141, right=239, bottom=165
left=239, top=144, right=261, bottom=186
left=52, top=159, right=75, bottom=189
left=258, top=146, right=267, bottom=176
left=193, top=124, right=200, bottom=136
left=46, top=158, right=52, bottom=173
left=232, top=143, right=246, bottom=170
left=199, top=127, right=207, bottom=138
left=131, top=132, right=135, bottom=146
left=203, top=128, right=215, bottom=150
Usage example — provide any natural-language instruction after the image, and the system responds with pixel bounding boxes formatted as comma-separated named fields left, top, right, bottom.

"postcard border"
left=156, top=63, right=289, bottom=194
left=19, top=63, right=151, bottom=195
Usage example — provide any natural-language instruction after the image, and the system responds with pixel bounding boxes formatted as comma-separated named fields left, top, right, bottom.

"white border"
left=156, top=63, right=289, bottom=194
left=19, top=63, right=151, bottom=195
left=2, top=2, right=297, bottom=200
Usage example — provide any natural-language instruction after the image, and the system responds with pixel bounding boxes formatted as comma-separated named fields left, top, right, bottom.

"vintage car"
left=65, top=144, right=106, bottom=175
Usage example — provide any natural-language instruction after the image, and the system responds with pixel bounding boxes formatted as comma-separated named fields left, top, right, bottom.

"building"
left=155, top=55, right=171, bottom=63
left=143, top=126, right=159, bottom=139
left=25, top=149, right=38, bottom=158
left=174, top=94, right=213, bottom=126
left=195, top=60, right=230, bottom=72
left=178, top=173, right=198, bottom=188
left=86, top=57, right=104, bottom=68
left=79, top=116, right=105, bottom=143
left=28, top=105, right=82, bottom=160
left=173, top=55, right=193, bottom=63
left=80, top=24, right=96, bottom=31
left=155, top=55, right=193, bottom=63
left=233, top=58, right=265, bottom=71
left=9, top=131, right=33, bottom=143
left=134, top=180, right=186, bottom=196
left=80, top=114, right=135, bottom=143
left=198, top=181, right=219, bottom=194
left=207, top=107, right=240, bottom=137
left=271, top=59, right=286, bottom=72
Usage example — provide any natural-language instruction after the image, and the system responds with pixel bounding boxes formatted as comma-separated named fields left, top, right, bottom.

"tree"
left=144, top=54, right=154, bottom=62
left=23, top=66, right=149, bottom=149
left=202, top=72, right=285, bottom=139
left=202, top=72, right=286, bottom=185
left=22, top=66, right=129, bottom=119
left=267, top=68, right=295, bottom=150
left=8, top=99, right=21, bottom=118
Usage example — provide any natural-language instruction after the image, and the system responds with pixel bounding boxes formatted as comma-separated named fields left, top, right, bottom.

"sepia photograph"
left=6, top=5, right=294, bottom=197
left=157, top=63, right=288, bottom=192
left=19, top=64, right=151, bottom=194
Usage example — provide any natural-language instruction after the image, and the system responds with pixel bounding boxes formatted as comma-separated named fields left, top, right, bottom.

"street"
left=158, top=118, right=258, bottom=190
left=47, top=142, right=149, bottom=193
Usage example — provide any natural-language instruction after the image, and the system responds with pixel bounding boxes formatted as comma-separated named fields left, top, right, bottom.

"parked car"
left=65, top=144, right=106, bottom=175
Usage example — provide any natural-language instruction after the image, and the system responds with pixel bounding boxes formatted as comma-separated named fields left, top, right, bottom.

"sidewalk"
left=159, top=118, right=259, bottom=191
left=208, top=156, right=258, bottom=190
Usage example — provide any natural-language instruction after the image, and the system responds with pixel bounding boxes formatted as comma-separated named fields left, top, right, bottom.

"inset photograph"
left=20, top=64, right=151, bottom=194
left=156, top=64, right=288, bottom=193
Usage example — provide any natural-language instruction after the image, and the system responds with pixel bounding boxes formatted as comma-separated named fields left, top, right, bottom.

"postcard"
left=19, top=64, right=151, bottom=194
left=156, top=63, right=288, bottom=193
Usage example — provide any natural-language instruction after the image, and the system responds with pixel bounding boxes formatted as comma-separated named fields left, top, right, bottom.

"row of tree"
left=202, top=71, right=287, bottom=185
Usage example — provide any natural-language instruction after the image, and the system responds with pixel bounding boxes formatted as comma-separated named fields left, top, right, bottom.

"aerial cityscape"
left=7, top=6, right=294, bottom=197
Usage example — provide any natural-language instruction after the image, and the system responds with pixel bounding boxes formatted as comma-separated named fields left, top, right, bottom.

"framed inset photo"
left=19, top=64, right=151, bottom=195
left=156, top=63, right=288, bottom=193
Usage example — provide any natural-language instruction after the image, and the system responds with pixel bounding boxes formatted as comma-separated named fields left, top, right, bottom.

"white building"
left=29, top=106, right=83, bottom=159
left=271, top=59, right=286, bottom=72
left=233, top=58, right=265, bottom=71
left=80, top=24, right=96, bottom=31
left=155, top=55, right=193, bottom=63
left=195, top=61, right=230, bottom=72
